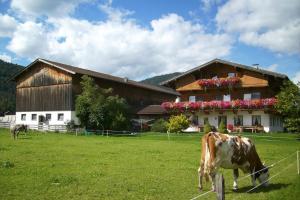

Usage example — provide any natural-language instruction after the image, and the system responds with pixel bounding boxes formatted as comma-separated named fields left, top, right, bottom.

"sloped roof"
left=137, top=105, right=167, bottom=115
left=12, top=58, right=180, bottom=96
left=160, top=58, right=288, bottom=85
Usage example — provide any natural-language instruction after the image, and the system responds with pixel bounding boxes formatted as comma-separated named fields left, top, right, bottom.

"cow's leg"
left=251, top=174, right=256, bottom=187
left=15, top=130, right=19, bottom=139
left=210, top=171, right=216, bottom=191
left=233, top=169, right=239, bottom=190
left=198, top=162, right=204, bottom=190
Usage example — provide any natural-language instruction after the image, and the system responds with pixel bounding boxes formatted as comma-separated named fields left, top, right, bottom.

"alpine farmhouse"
left=160, top=59, right=288, bottom=132
left=12, top=58, right=179, bottom=127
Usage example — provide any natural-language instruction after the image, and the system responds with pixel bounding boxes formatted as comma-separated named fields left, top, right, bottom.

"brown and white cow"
left=198, top=132, right=269, bottom=191
left=10, top=124, right=28, bottom=140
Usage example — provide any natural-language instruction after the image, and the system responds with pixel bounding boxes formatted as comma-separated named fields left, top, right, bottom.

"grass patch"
left=0, top=128, right=299, bottom=199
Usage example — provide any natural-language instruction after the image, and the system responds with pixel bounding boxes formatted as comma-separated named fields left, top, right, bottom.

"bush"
left=151, top=118, right=168, bottom=133
left=218, top=120, right=228, bottom=133
left=66, top=120, right=76, bottom=132
left=203, top=121, right=212, bottom=134
left=167, top=114, right=189, bottom=133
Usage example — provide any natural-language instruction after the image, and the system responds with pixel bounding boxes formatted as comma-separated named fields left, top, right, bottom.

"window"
left=244, top=93, right=251, bottom=100
left=223, top=94, right=231, bottom=101
left=196, top=96, right=203, bottom=102
left=46, top=114, right=51, bottom=121
left=270, top=116, right=283, bottom=127
left=212, top=75, right=218, bottom=79
left=31, top=114, right=37, bottom=121
left=228, top=73, right=236, bottom=77
left=58, top=113, right=64, bottom=121
left=218, top=116, right=227, bottom=126
left=234, top=115, right=243, bottom=126
left=189, top=96, right=196, bottom=102
left=244, top=92, right=261, bottom=100
left=215, top=95, right=223, bottom=101
left=252, top=115, right=261, bottom=126
left=251, top=92, right=261, bottom=99
left=21, top=114, right=26, bottom=121
left=203, top=117, right=209, bottom=125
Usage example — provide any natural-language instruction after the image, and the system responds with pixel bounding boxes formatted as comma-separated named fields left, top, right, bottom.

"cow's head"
left=256, top=165, right=269, bottom=186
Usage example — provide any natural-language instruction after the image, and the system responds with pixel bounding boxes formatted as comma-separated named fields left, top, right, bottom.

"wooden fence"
left=0, top=122, right=67, bottom=132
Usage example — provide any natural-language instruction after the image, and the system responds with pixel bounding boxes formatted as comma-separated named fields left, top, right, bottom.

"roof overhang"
left=160, top=58, right=288, bottom=86
left=9, top=58, right=76, bottom=81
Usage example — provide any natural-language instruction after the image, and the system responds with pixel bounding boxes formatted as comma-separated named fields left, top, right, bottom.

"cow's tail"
left=203, top=132, right=215, bottom=182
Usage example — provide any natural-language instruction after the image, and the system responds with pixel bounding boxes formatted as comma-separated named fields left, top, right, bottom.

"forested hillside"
left=0, top=59, right=23, bottom=114
left=140, top=72, right=181, bottom=85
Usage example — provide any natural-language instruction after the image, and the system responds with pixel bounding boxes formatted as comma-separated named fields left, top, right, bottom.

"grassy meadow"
left=0, top=128, right=299, bottom=200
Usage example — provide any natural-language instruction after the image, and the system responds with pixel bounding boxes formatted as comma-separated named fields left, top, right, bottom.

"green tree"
left=105, top=95, right=130, bottom=130
left=218, top=120, right=228, bottom=133
left=203, top=121, right=212, bottom=134
left=167, top=114, right=189, bottom=133
left=75, top=75, right=129, bottom=130
left=151, top=118, right=168, bottom=132
left=275, top=80, right=300, bottom=132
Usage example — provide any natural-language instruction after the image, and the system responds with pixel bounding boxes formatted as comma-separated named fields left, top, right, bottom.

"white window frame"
left=31, top=114, right=37, bottom=121
left=223, top=94, right=231, bottom=101
left=58, top=113, right=64, bottom=121
left=189, top=96, right=196, bottom=102
left=21, top=114, right=26, bottom=121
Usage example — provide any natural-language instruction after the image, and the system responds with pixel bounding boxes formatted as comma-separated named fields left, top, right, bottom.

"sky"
left=0, top=0, right=299, bottom=82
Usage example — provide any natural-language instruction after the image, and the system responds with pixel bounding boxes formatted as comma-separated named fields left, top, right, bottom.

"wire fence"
left=189, top=150, right=299, bottom=200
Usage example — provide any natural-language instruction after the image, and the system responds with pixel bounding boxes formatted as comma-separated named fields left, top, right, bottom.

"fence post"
left=297, top=150, right=299, bottom=175
left=216, top=173, right=225, bottom=200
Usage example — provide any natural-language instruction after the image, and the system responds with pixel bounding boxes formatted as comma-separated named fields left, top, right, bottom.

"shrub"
left=167, top=114, right=189, bottom=133
left=203, top=121, right=212, bottom=134
left=151, top=118, right=168, bottom=133
left=66, top=120, right=76, bottom=132
left=218, top=120, right=228, bottom=133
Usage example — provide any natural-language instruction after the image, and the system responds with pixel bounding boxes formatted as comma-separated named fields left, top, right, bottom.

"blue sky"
left=0, top=0, right=299, bottom=82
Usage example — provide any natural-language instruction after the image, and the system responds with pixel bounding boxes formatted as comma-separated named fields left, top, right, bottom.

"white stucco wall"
left=195, top=110, right=283, bottom=132
left=16, top=111, right=79, bottom=126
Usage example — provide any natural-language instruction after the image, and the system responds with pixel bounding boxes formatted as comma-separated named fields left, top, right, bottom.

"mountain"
left=0, top=59, right=24, bottom=114
left=140, top=72, right=181, bottom=86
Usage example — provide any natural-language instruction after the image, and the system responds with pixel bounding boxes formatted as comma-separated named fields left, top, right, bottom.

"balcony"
left=161, top=98, right=277, bottom=113
left=198, top=77, right=240, bottom=89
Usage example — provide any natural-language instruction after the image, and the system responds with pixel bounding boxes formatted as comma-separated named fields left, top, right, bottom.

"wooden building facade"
left=160, top=59, right=288, bottom=132
left=13, top=58, right=179, bottom=126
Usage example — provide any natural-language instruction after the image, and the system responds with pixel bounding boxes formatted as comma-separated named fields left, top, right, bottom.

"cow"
left=10, top=124, right=28, bottom=140
left=198, top=132, right=269, bottom=191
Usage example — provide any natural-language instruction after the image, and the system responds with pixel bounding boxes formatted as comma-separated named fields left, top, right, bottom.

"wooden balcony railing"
left=161, top=98, right=277, bottom=113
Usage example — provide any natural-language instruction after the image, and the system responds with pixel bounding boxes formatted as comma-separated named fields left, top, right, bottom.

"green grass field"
left=0, top=128, right=299, bottom=200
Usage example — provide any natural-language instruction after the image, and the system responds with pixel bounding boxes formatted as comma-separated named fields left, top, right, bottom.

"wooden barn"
left=12, top=58, right=179, bottom=127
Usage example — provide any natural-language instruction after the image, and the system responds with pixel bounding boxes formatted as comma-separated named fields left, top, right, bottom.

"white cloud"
left=10, top=0, right=88, bottom=18
left=99, top=0, right=134, bottom=22
left=0, top=14, right=18, bottom=37
left=7, top=21, right=50, bottom=58
left=265, top=64, right=278, bottom=72
left=292, top=71, right=300, bottom=84
left=216, top=0, right=300, bottom=54
left=7, top=10, right=233, bottom=80
left=0, top=53, right=12, bottom=62
left=201, top=0, right=224, bottom=11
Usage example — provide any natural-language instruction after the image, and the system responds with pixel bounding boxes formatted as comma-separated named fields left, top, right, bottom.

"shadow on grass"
left=232, top=183, right=290, bottom=193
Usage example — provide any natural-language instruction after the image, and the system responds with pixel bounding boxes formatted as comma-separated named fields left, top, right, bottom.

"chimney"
left=123, top=77, right=128, bottom=83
